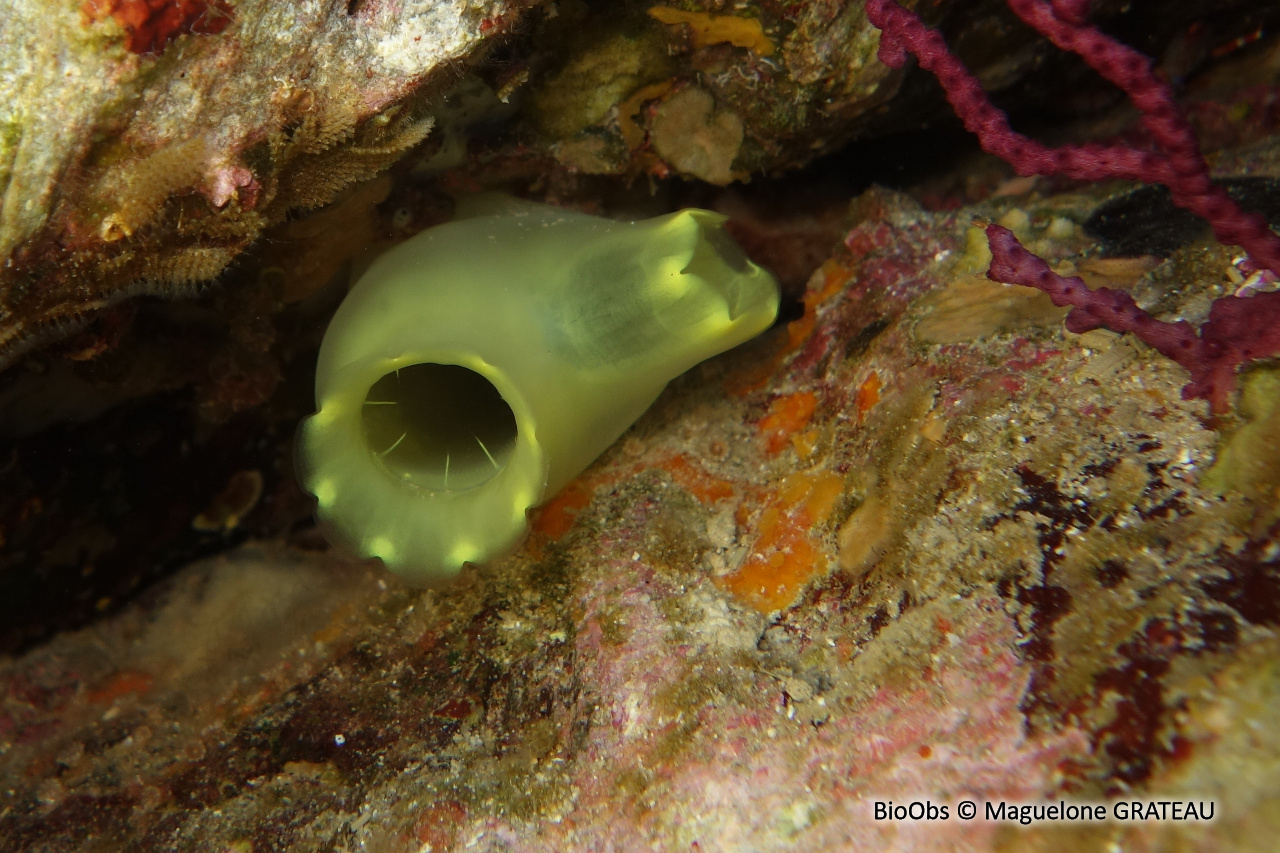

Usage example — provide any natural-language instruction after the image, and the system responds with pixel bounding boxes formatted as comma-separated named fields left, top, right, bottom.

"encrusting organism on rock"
left=866, top=0, right=1280, bottom=412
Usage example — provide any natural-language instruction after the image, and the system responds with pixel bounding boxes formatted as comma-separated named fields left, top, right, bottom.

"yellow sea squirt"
left=296, top=196, right=779, bottom=586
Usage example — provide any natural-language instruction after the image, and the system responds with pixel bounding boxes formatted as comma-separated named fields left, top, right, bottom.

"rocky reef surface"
left=2, top=1, right=1280, bottom=851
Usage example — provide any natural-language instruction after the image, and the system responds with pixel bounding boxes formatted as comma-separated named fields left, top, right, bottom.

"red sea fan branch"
left=987, top=224, right=1280, bottom=413
left=866, top=0, right=1280, bottom=410
left=865, top=0, right=1280, bottom=271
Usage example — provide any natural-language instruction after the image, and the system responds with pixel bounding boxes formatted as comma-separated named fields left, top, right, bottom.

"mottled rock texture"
left=4, top=172, right=1280, bottom=849
left=9, top=0, right=1276, bottom=375
left=0, top=0, right=541, bottom=368
left=3, top=1, right=1280, bottom=851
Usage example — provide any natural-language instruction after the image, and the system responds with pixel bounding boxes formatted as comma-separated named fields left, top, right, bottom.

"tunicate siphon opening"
left=362, top=363, right=517, bottom=492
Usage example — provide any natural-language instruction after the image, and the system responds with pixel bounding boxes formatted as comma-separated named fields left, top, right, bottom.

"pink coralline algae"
left=205, top=159, right=261, bottom=210
left=82, top=0, right=234, bottom=55
left=866, top=0, right=1280, bottom=410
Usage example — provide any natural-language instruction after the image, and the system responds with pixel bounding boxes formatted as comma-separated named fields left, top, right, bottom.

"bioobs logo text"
left=873, top=801, right=949, bottom=821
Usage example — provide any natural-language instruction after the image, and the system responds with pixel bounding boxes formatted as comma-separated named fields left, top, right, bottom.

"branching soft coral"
left=866, top=0, right=1280, bottom=411
left=987, top=224, right=1280, bottom=413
